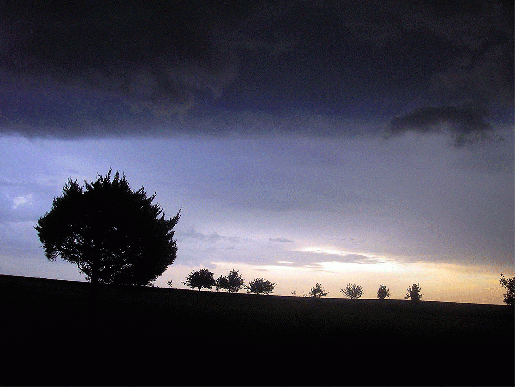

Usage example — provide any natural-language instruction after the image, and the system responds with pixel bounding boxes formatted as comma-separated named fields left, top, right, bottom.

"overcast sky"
left=1, top=1, right=513, bottom=303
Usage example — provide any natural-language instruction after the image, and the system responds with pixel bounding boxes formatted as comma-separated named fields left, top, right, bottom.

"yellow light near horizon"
left=300, top=246, right=362, bottom=256
left=198, top=259, right=510, bottom=304
left=157, top=251, right=513, bottom=304
left=299, top=246, right=398, bottom=270
left=316, top=260, right=400, bottom=273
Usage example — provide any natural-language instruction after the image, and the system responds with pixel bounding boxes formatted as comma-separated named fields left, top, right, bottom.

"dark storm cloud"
left=0, top=0, right=512, bottom=139
left=387, top=105, right=495, bottom=146
left=1, top=1, right=243, bottom=109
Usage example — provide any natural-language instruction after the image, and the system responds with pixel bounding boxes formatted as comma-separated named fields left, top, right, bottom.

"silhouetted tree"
left=377, top=284, right=390, bottom=300
left=215, top=275, right=229, bottom=291
left=309, top=283, right=327, bottom=298
left=226, top=269, right=245, bottom=293
left=184, top=269, right=215, bottom=291
left=341, top=283, right=363, bottom=299
left=35, top=170, right=180, bottom=287
left=500, top=273, right=514, bottom=306
left=405, top=283, right=422, bottom=301
left=247, top=278, right=276, bottom=295
left=215, top=269, right=244, bottom=292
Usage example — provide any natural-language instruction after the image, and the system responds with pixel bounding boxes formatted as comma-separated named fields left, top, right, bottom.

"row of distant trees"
left=181, top=268, right=276, bottom=295
left=297, top=282, right=423, bottom=301
left=302, top=282, right=424, bottom=301
left=174, top=272, right=515, bottom=306
left=179, top=271, right=515, bottom=306
left=179, top=268, right=425, bottom=301
left=177, top=273, right=514, bottom=305
left=35, top=170, right=515, bottom=306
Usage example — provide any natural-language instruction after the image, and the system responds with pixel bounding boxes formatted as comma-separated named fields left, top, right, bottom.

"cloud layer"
left=0, top=1, right=512, bottom=140
left=388, top=105, right=498, bottom=146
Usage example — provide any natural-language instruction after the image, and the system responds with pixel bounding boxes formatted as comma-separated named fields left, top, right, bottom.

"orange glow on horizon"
left=158, top=259, right=513, bottom=305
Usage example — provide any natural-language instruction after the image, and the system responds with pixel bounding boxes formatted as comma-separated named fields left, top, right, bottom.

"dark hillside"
left=1, top=275, right=513, bottom=385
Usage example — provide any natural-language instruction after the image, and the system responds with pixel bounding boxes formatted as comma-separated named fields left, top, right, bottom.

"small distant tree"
left=226, top=269, right=244, bottom=293
left=215, top=269, right=245, bottom=292
left=309, top=283, right=328, bottom=298
left=500, top=273, right=514, bottom=306
left=341, top=283, right=363, bottom=299
left=377, top=284, right=390, bottom=300
left=167, top=279, right=173, bottom=288
left=405, top=283, right=422, bottom=301
left=215, top=275, right=229, bottom=291
left=247, top=278, right=276, bottom=295
left=183, top=269, right=215, bottom=291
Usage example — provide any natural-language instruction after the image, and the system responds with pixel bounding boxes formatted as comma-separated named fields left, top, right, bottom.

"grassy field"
left=1, top=274, right=513, bottom=385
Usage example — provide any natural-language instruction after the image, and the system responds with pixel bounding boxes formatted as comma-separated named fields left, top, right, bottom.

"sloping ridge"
left=1, top=274, right=513, bottom=385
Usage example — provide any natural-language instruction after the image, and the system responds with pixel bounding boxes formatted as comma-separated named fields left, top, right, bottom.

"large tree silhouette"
left=500, top=273, right=514, bottom=306
left=36, top=170, right=180, bottom=287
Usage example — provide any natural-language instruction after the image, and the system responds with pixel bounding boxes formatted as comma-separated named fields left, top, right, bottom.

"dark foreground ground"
left=1, top=275, right=513, bottom=386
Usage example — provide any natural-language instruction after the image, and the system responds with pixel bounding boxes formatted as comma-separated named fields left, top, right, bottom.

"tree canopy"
left=214, top=269, right=245, bottom=292
left=377, top=285, right=390, bottom=300
left=184, top=268, right=215, bottom=291
left=309, top=283, right=328, bottom=298
left=405, top=283, right=423, bottom=301
left=35, top=170, right=180, bottom=286
left=246, top=278, right=276, bottom=295
left=341, top=283, right=363, bottom=299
